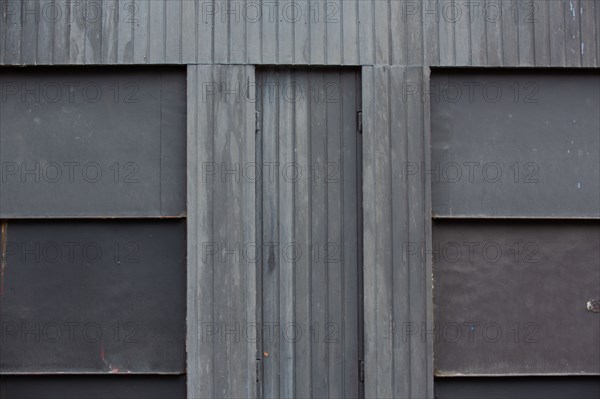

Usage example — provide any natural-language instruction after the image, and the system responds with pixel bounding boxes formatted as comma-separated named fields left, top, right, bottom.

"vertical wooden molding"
left=187, top=64, right=257, bottom=399
left=362, top=65, right=433, bottom=399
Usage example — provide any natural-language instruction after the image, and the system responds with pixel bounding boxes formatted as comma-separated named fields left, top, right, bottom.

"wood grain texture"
left=362, top=65, right=434, bottom=399
left=1, top=0, right=598, bottom=66
left=187, top=64, right=257, bottom=399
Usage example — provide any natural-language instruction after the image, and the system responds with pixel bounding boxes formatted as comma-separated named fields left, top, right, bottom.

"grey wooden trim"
left=187, top=64, right=257, bottom=399
left=2, top=0, right=598, bottom=67
left=362, top=65, right=434, bottom=399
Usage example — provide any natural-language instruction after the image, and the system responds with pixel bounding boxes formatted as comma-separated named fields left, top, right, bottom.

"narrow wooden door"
left=256, top=68, right=363, bottom=399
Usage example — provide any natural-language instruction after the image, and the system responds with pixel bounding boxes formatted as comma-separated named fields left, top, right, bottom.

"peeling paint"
left=1, top=222, right=7, bottom=297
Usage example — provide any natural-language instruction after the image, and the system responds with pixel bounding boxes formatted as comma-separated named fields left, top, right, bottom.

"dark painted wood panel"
left=0, top=375, right=186, bottom=399
left=433, top=219, right=600, bottom=375
left=431, top=70, right=600, bottom=218
left=0, top=67, right=186, bottom=218
left=435, top=376, right=600, bottom=399
left=0, top=219, right=186, bottom=373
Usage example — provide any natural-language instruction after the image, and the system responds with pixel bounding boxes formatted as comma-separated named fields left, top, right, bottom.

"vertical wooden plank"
left=310, top=0, right=326, bottom=63
left=69, top=0, right=86, bottom=63
left=373, top=66, right=393, bottom=399
left=486, top=0, right=503, bottom=65
left=293, top=70, right=312, bottom=398
left=133, top=0, right=149, bottom=63
left=278, top=69, right=295, bottom=399
left=229, top=0, right=246, bottom=63
left=181, top=0, right=196, bottom=63
left=326, top=0, right=342, bottom=64
left=261, top=68, right=280, bottom=399
left=52, top=0, right=69, bottom=63
left=454, top=0, right=471, bottom=65
left=533, top=0, right=551, bottom=66
left=340, top=70, right=359, bottom=398
left=261, top=0, right=278, bottom=63
left=374, top=0, right=389, bottom=64
left=549, top=0, right=567, bottom=66
left=389, top=66, right=410, bottom=399
left=243, top=66, right=258, bottom=399
left=213, top=0, right=229, bottom=62
left=517, top=0, right=535, bottom=65
left=196, top=0, right=213, bottom=63
left=211, top=65, right=232, bottom=399
left=341, top=0, right=359, bottom=64
left=565, top=0, right=582, bottom=66
left=101, top=0, right=119, bottom=64
left=580, top=0, right=598, bottom=66
left=4, top=0, right=22, bottom=64
left=438, top=0, right=456, bottom=65
left=148, top=0, right=165, bottom=63
left=246, top=0, right=261, bottom=63
left=326, top=71, right=343, bottom=398
left=20, top=0, right=38, bottom=64
left=358, top=0, right=374, bottom=65
left=37, top=0, right=54, bottom=64
left=361, top=66, right=377, bottom=399
left=470, top=0, right=487, bottom=65
left=310, top=71, right=328, bottom=398
left=389, top=0, right=406, bottom=66
left=278, top=0, right=294, bottom=64
left=165, top=0, right=182, bottom=63
left=117, top=0, right=134, bottom=63
left=405, top=66, right=428, bottom=399
left=501, top=0, right=519, bottom=65
left=188, top=64, right=214, bottom=399
left=422, top=67, right=434, bottom=399
left=423, top=0, right=440, bottom=66
left=406, top=0, right=423, bottom=65
left=85, top=0, right=103, bottom=64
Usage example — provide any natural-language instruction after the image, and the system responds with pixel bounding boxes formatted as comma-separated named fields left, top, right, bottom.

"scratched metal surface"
left=0, top=219, right=186, bottom=373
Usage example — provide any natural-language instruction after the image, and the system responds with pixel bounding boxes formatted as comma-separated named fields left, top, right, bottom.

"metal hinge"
left=359, top=360, right=365, bottom=383
left=357, top=111, right=363, bottom=135
left=255, top=111, right=261, bottom=134
left=256, top=359, right=262, bottom=383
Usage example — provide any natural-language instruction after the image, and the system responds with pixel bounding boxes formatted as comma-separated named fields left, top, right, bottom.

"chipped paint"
left=1, top=222, right=7, bottom=297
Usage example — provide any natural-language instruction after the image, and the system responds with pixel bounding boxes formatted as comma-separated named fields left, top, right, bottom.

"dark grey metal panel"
left=1, top=0, right=598, bottom=67
left=0, top=67, right=186, bottom=218
left=362, top=66, right=434, bottom=399
left=435, top=376, right=600, bottom=399
left=0, top=375, right=186, bottom=399
left=186, top=65, right=257, bottom=399
left=433, top=219, right=600, bottom=375
left=431, top=70, right=600, bottom=218
left=257, top=68, right=363, bottom=399
left=0, top=219, right=186, bottom=373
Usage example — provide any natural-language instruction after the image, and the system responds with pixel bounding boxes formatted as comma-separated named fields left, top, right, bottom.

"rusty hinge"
left=256, top=359, right=262, bottom=383
left=357, top=111, right=363, bottom=135
left=255, top=111, right=261, bottom=134
left=359, top=360, right=365, bottom=383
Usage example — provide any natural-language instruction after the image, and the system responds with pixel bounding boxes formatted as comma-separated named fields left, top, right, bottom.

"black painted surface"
left=433, top=219, right=600, bottom=375
left=0, top=219, right=186, bottom=373
left=435, top=376, right=600, bottom=399
left=0, top=67, right=186, bottom=218
left=0, top=374, right=186, bottom=399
